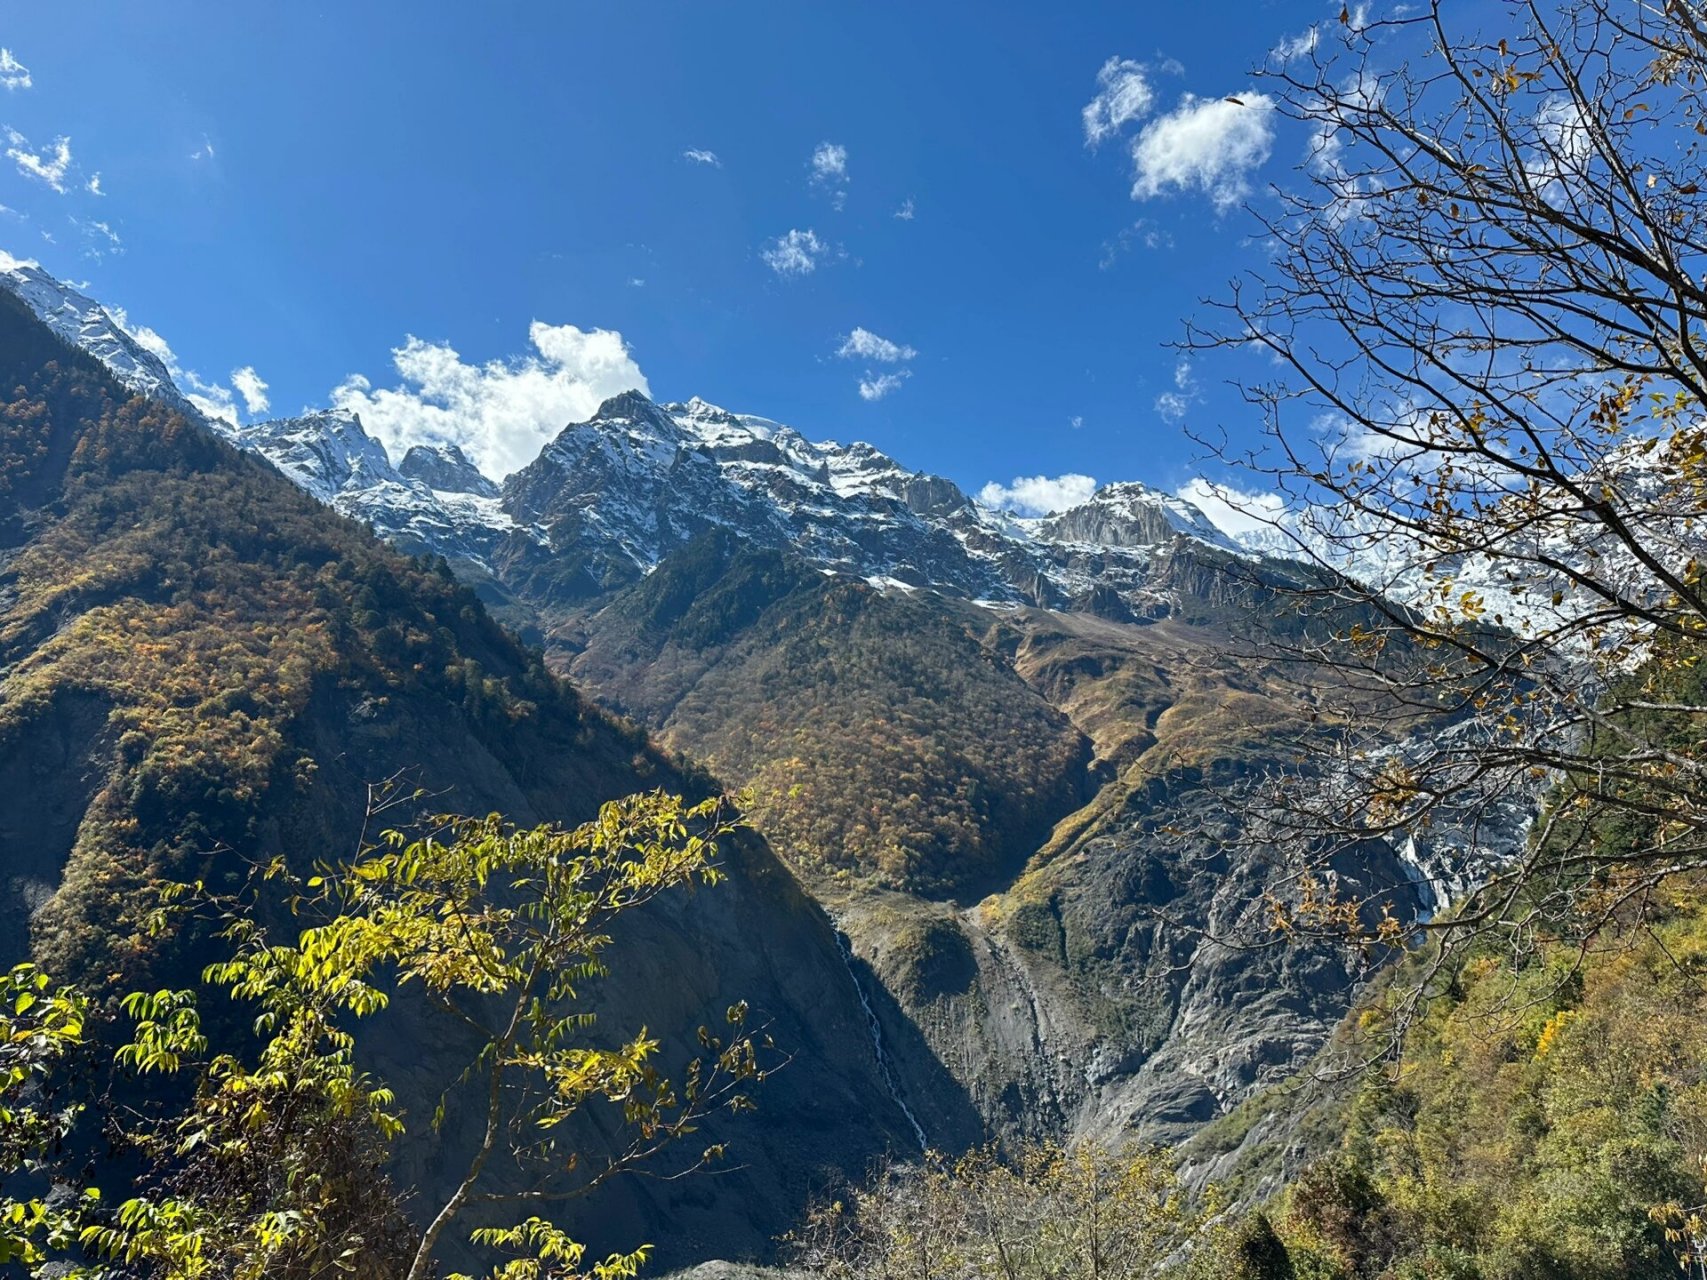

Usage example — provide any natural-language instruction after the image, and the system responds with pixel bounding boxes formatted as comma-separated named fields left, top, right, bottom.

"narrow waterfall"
left=831, top=926, right=929, bottom=1153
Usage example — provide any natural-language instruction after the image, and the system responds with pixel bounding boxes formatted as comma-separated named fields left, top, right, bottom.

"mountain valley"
left=0, top=256, right=1550, bottom=1271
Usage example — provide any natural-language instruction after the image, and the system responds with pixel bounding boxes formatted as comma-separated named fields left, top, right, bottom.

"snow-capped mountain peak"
left=0, top=254, right=201, bottom=421
left=0, top=259, right=1266, bottom=616
left=232, top=409, right=400, bottom=503
left=399, top=443, right=500, bottom=498
left=1037, top=481, right=1240, bottom=552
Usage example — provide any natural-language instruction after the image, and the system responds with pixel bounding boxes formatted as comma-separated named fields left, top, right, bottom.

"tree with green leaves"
left=1, top=789, right=776, bottom=1280
left=0, top=964, right=96, bottom=1271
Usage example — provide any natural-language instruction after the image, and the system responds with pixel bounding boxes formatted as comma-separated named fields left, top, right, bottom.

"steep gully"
left=832, top=925, right=930, bottom=1153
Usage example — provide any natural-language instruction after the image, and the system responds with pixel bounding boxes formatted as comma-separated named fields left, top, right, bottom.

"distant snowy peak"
left=0, top=256, right=201, bottom=421
left=0, top=256, right=1276, bottom=614
left=232, top=408, right=512, bottom=567
left=233, top=409, right=401, bottom=504
left=1038, top=481, right=1239, bottom=552
left=493, top=389, right=1258, bottom=615
left=399, top=443, right=499, bottom=498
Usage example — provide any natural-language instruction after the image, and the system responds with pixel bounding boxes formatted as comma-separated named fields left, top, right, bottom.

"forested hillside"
left=0, top=289, right=923, bottom=1267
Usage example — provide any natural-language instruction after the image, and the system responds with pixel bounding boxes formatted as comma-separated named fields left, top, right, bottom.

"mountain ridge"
left=0, top=255, right=1275, bottom=620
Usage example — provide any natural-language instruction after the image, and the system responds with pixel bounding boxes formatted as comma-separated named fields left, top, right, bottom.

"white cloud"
left=1083, top=57, right=1156, bottom=147
left=5, top=130, right=72, bottom=193
left=331, top=321, right=648, bottom=479
left=682, top=148, right=721, bottom=167
left=810, top=141, right=849, bottom=208
left=190, top=136, right=215, bottom=161
left=1129, top=92, right=1275, bottom=210
left=72, top=216, right=121, bottom=260
left=1154, top=392, right=1190, bottom=422
left=1271, top=28, right=1319, bottom=62
left=810, top=142, right=847, bottom=179
left=0, top=49, right=31, bottom=92
left=837, top=327, right=916, bottom=363
left=1526, top=95, right=1594, bottom=199
left=761, top=228, right=832, bottom=276
left=1154, top=357, right=1199, bottom=423
left=182, top=370, right=237, bottom=424
left=1176, top=477, right=1287, bottom=537
left=1070, top=415, right=1084, bottom=430
left=858, top=371, right=910, bottom=401
left=838, top=327, right=916, bottom=399
left=107, top=305, right=175, bottom=365
left=85, top=173, right=102, bottom=196
left=894, top=197, right=915, bottom=220
left=0, top=247, right=39, bottom=271
left=107, top=303, right=267, bottom=427
left=231, top=366, right=270, bottom=417
left=978, top=473, right=1100, bottom=517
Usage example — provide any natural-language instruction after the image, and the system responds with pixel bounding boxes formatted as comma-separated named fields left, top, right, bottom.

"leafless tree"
left=1186, top=0, right=1707, bottom=1027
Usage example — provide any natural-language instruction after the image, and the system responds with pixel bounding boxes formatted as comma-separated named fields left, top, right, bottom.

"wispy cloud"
left=5, top=129, right=72, bottom=193
left=810, top=141, right=849, bottom=209
left=857, top=371, right=910, bottom=401
left=181, top=370, right=237, bottom=423
left=107, top=303, right=270, bottom=428
left=682, top=148, right=721, bottom=167
left=837, top=327, right=916, bottom=363
left=761, top=228, right=833, bottom=277
left=894, top=197, right=915, bottom=221
left=838, top=326, right=917, bottom=400
left=1271, top=27, right=1319, bottom=62
left=72, top=216, right=121, bottom=260
left=978, top=473, right=1099, bottom=517
left=231, top=366, right=270, bottom=417
left=190, top=136, right=216, bottom=161
left=0, top=49, right=31, bottom=92
left=1083, top=57, right=1157, bottom=147
left=1099, top=218, right=1174, bottom=267
left=1129, top=93, right=1275, bottom=210
left=1154, top=356, right=1200, bottom=423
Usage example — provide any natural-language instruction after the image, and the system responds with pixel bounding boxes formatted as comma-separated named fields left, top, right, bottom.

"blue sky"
left=0, top=2, right=1346, bottom=521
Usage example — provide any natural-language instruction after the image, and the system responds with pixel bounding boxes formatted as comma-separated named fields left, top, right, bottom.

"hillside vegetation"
left=0, top=290, right=922, bottom=1267
left=567, top=532, right=1095, bottom=898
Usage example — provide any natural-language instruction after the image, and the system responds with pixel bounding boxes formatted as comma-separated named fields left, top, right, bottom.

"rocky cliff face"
left=399, top=441, right=500, bottom=497
left=559, top=542, right=1445, bottom=1155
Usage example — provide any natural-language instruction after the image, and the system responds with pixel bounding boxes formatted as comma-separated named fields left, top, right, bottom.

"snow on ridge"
left=0, top=258, right=1297, bottom=614
left=0, top=255, right=200, bottom=420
